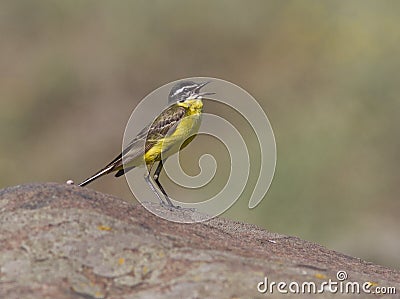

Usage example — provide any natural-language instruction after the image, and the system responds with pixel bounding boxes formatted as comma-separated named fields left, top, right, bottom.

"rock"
left=0, top=183, right=399, bottom=298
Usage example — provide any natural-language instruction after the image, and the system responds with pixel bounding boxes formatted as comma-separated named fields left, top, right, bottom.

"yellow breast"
left=144, top=99, right=203, bottom=164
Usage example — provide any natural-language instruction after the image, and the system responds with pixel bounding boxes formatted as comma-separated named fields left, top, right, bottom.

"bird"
left=78, top=80, right=213, bottom=208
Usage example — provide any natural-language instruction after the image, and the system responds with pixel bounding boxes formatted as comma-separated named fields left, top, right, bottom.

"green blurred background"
left=1, top=1, right=399, bottom=269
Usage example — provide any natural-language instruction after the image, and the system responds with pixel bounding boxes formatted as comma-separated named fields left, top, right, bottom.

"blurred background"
left=1, top=1, right=399, bottom=269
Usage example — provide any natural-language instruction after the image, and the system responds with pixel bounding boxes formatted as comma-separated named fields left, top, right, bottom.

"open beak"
left=194, top=81, right=215, bottom=98
left=197, top=91, right=216, bottom=97
left=195, top=81, right=211, bottom=91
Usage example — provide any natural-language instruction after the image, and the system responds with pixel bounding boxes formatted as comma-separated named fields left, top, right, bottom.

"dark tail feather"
left=79, top=165, right=114, bottom=187
left=115, top=166, right=135, bottom=177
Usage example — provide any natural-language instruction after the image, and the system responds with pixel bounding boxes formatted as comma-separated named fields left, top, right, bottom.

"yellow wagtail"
left=79, top=81, right=213, bottom=208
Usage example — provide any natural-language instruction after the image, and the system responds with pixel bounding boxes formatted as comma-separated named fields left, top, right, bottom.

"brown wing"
left=106, top=105, right=186, bottom=171
left=79, top=105, right=187, bottom=186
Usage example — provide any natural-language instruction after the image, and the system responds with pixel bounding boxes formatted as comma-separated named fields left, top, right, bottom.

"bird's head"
left=168, top=81, right=213, bottom=104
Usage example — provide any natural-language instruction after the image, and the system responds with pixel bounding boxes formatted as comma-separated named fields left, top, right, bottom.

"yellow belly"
left=122, top=98, right=203, bottom=168
left=144, top=111, right=202, bottom=164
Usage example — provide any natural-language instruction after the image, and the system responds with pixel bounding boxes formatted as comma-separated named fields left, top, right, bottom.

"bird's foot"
left=160, top=198, right=196, bottom=212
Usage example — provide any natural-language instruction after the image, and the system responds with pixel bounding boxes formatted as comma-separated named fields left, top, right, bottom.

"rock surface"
left=0, top=183, right=399, bottom=298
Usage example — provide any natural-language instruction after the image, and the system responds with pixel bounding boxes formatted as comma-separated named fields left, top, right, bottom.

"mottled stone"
left=0, top=183, right=399, bottom=299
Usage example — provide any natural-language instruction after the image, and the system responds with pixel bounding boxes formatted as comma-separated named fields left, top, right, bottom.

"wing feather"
left=104, top=105, right=186, bottom=171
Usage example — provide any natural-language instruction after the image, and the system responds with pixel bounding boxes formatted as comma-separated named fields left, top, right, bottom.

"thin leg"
left=144, top=163, right=166, bottom=205
left=153, top=160, right=180, bottom=209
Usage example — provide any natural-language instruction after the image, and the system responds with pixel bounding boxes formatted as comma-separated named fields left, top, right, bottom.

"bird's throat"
left=178, top=99, right=203, bottom=115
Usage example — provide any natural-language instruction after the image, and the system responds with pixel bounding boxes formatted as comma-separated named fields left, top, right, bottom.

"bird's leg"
left=144, top=163, right=166, bottom=206
left=153, top=160, right=181, bottom=209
